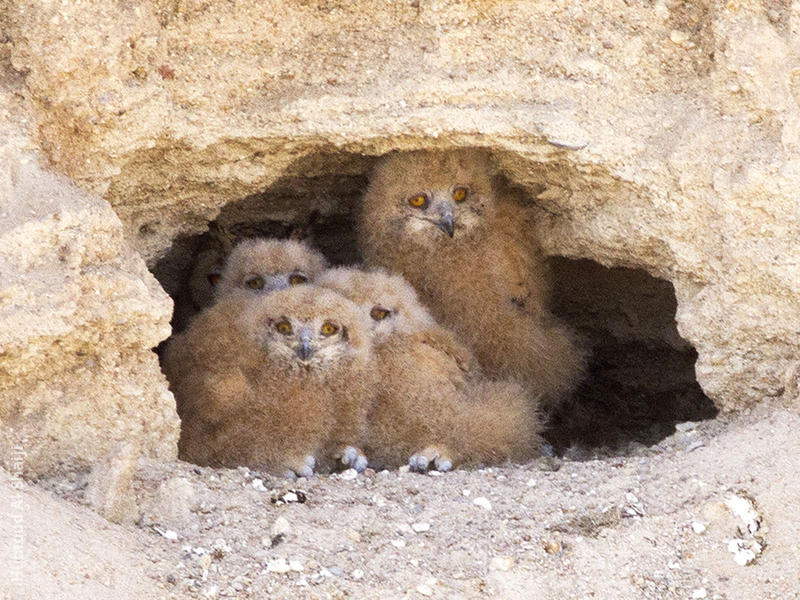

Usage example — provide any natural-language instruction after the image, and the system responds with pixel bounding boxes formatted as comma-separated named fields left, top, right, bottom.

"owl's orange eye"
left=207, top=273, right=221, bottom=287
left=370, top=306, right=392, bottom=321
left=275, top=320, right=293, bottom=335
left=321, top=321, right=339, bottom=336
left=408, top=193, right=429, bottom=209
left=288, top=272, right=308, bottom=286
left=247, top=276, right=265, bottom=290
left=453, top=187, right=468, bottom=202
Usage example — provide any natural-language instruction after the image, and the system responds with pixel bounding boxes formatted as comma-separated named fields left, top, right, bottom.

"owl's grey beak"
left=436, top=204, right=455, bottom=238
left=296, top=329, right=314, bottom=360
left=269, top=275, right=291, bottom=291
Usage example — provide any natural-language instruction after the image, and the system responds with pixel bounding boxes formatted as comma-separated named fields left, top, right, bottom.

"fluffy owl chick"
left=163, top=286, right=376, bottom=477
left=358, top=148, right=586, bottom=412
left=215, top=238, right=328, bottom=300
left=317, top=267, right=540, bottom=472
left=189, top=248, right=226, bottom=309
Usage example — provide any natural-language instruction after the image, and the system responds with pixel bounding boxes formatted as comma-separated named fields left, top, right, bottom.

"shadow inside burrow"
left=150, top=149, right=717, bottom=459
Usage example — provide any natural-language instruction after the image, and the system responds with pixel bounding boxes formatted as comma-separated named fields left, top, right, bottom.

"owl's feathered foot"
left=409, top=446, right=453, bottom=473
left=283, top=454, right=316, bottom=480
left=336, top=445, right=368, bottom=473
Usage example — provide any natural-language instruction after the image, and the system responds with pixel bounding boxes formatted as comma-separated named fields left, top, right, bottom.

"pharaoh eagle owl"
left=214, top=238, right=328, bottom=299
left=162, top=287, right=375, bottom=477
left=180, top=237, right=326, bottom=331
left=358, top=149, right=585, bottom=412
left=318, top=267, right=540, bottom=472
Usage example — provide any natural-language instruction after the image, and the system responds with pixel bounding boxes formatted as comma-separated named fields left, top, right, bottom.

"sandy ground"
left=2, top=399, right=799, bottom=600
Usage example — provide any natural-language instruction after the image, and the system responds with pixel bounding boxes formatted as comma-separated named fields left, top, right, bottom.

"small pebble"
left=462, top=489, right=471, bottom=497
left=489, top=556, right=514, bottom=571
left=542, top=540, right=562, bottom=554
left=340, top=469, right=359, bottom=481
left=691, top=520, right=708, bottom=534
left=473, top=497, right=492, bottom=511
left=289, top=559, right=304, bottom=572
left=669, top=30, right=689, bottom=44
left=155, top=527, right=178, bottom=541
left=347, top=530, right=362, bottom=543
left=327, top=566, right=344, bottom=577
left=526, top=478, right=537, bottom=487
left=251, top=478, right=267, bottom=492
left=537, top=456, right=562, bottom=472
left=271, top=516, right=291, bottom=539
left=266, top=558, right=291, bottom=574
left=685, top=440, right=705, bottom=452
left=416, top=584, right=433, bottom=596
left=351, top=569, right=364, bottom=580
left=412, top=522, right=431, bottom=533
left=692, top=588, right=707, bottom=599
left=391, top=539, right=406, bottom=548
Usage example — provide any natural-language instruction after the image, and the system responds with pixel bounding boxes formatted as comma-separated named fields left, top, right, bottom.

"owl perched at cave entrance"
left=318, top=266, right=541, bottom=472
left=162, top=286, right=376, bottom=477
left=215, top=238, right=328, bottom=300
left=358, top=148, right=586, bottom=413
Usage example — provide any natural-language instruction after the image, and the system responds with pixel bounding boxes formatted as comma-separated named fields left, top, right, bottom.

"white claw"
left=353, top=454, right=368, bottom=473
left=340, top=446, right=368, bottom=472
left=408, top=454, right=429, bottom=473
left=435, top=458, right=452, bottom=472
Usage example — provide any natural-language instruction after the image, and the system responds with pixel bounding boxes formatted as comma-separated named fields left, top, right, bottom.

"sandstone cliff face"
left=1, top=0, right=798, bottom=477
left=0, top=66, right=179, bottom=475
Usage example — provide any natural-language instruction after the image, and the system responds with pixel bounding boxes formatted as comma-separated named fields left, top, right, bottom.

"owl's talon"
left=338, top=446, right=368, bottom=473
left=284, top=455, right=315, bottom=479
left=409, top=453, right=429, bottom=472
left=435, top=458, right=452, bottom=472
left=409, top=446, right=453, bottom=473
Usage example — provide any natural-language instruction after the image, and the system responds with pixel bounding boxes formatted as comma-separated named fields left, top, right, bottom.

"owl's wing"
left=408, top=328, right=480, bottom=384
left=486, top=199, right=549, bottom=316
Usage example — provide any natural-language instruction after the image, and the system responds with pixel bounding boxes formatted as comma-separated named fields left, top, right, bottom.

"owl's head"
left=189, top=248, right=226, bottom=310
left=317, top=267, right=435, bottom=343
left=240, top=286, right=370, bottom=374
left=216, top=238, right=328, bottom=299
left=361, top=148, right=495, bottom=247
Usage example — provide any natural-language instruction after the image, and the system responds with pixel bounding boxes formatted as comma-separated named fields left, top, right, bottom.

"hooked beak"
left=295, top=330, right=314, bottom=361
left=436, top=213, right=454, bottom=238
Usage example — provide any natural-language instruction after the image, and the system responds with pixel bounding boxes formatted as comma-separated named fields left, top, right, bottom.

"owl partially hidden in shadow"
left=358, top=149, right=586, bottom=412
left=162, top=287, right=375, bottom=477
left=214, top=238, right=328, bottom=299
left=180, top=237, right=326, bottom=332
left=318, top=267, right=540, bottom=472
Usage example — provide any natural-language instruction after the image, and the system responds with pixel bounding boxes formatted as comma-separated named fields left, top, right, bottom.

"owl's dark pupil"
left=247, top=276, right=265, bottom=289
left=370, top=306, right=392, bottom=321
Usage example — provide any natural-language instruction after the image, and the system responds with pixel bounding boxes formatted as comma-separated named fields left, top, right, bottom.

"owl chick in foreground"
left=358, top=148, right=586, bottom=412
left=215, top=238, right=328, bottom=299
left=318, top=267, right=540, bottom=472
left=163, top=287, right=375, bottom=477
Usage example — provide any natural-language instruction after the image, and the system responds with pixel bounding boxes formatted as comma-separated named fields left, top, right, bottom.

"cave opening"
left=151, top=151, right=716, bottom=459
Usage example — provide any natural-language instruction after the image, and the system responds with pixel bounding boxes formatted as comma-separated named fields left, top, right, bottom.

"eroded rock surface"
left=3, top=1, right=799, bottom=411
left=0, top=66, right=179, bottom=475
